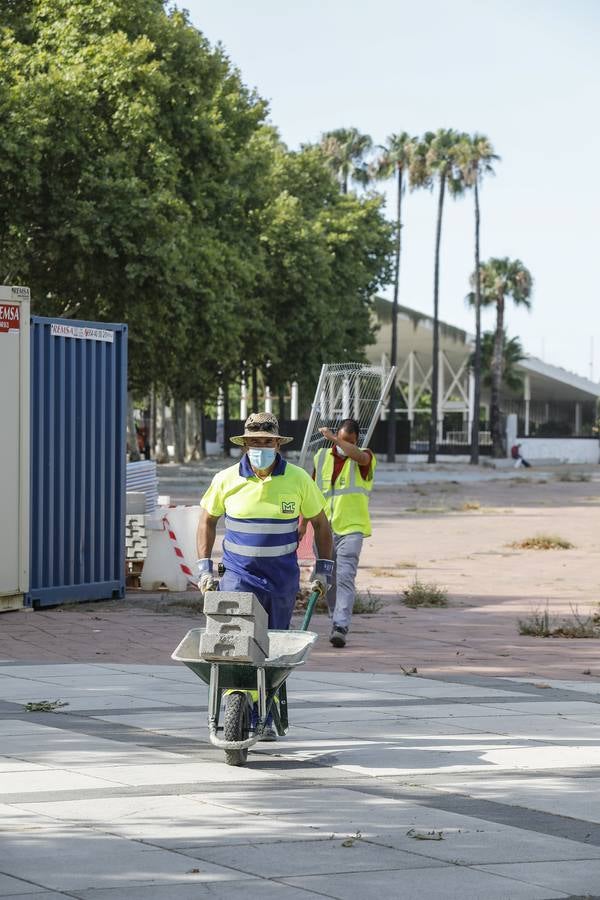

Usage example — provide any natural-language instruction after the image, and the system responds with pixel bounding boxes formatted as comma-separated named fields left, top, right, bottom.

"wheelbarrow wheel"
left=223, top=691, right=250, bottom=767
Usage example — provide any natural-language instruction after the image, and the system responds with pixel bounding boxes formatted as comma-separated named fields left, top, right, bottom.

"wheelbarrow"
left=171, top=591, right=320, bottom=766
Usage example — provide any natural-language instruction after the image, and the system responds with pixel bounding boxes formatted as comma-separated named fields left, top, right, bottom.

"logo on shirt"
left=281, top=499, right=297, bottom=514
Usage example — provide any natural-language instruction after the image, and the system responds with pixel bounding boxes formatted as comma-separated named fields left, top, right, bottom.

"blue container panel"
left=28, top=318, right=127, bottom=607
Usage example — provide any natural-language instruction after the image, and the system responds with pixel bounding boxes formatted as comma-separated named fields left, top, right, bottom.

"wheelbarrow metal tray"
left=172, top=628, right=318, bottom=692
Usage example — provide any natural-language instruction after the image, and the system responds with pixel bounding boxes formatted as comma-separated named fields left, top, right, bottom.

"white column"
left=291, top=382, right=299, bottom=420
left=437, top=350, right=444, bottom=443
left=264, top=386, right=272, bottom=414
left=408, top=352, right=415, bottom=423
left=342, top=377, right=350, bottom=418
left=575, top=401, right=582, bottom=435
left=240, top=378, right=248, bottom=420
left=524, top=374, right=531, bottom=437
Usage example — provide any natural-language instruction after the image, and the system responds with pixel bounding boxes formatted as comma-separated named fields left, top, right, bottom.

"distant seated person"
left=511, top=443, right=531, bottom=468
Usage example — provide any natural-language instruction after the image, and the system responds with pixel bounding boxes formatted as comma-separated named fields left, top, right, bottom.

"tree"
left=410, top=129, right=465, bottom=462
left=469, top=258, right=533, bottom=457
left=0, top=0, right=270, bottom=399
left=319, top=128, right=373, bottom=194
left=372, top=132, right=416, bottom=461
left=255, top=144, right=394, bottom=404
left=456, top=134, right=499, bottom=464
left=470, top=331, right=525, bottom=393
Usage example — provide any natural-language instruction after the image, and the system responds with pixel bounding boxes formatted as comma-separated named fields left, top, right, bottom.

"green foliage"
left=1, top=3, right=394, bottom=406
left=469, top=331, right=525, bottom=392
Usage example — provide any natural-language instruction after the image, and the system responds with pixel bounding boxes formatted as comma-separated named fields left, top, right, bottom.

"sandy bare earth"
left=1, top=468, right=599, bottom=681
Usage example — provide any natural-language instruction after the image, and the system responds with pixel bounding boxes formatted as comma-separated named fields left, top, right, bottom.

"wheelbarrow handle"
left=300, top=590, right=321, bottom=631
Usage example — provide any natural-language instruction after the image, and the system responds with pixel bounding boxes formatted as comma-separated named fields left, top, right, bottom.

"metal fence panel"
left=27, top=317, right=127, bottom=607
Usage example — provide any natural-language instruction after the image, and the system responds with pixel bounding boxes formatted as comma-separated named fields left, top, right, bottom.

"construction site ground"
left=2, top=462, right=600, bottom=899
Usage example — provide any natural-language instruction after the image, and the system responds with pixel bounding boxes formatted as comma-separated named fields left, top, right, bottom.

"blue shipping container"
left=27, top=317, right=127, bottom=607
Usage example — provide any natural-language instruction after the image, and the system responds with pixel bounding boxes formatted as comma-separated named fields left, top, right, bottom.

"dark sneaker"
left=259, top=723, right=278, bottom=742
left=330, top=625, right=348, bottom=648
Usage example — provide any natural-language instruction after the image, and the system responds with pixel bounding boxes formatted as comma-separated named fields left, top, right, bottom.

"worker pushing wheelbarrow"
left=172, top=589, right=322, bottom=766
left=175, top=412, right=334, bottom=762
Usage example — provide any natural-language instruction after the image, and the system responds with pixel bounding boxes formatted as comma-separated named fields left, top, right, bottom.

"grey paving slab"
left=326, top=742, right=600, bottom=777
left=33, top=694, right=184, bottom=712
left=0, top=873, right=49, bottom=895
left=0, top=728, right=184, bottom=768
left=367, top=824, right=600, bottom=865
left=17, top=795, right=325, bottom=847
left=0, top=720, right=52, bottom=737
left=0, top=893, right=69, bottom=900
left=297, top=673, right=533, bottom=699
left=478, top=859, right=600, bottom=894
left=0, top=757, right=50, bottom=774
left=64, top=759, right=280, bottom=786
left=434, top=713, right=600, bottom=741
left=0, top=769, right=120, bottom=795
left=411, top=773, right=600, bottom=823
left=289, top=702, right=530, bottom=724
left=187, top=837, right=447, bottom=876
left=72, top=882, right=325, bottom=900
left=1, top=828, right=257, bottom=891
left=282, top=865, right=567, bottom=899
left=480, top=700, right=600, bottom=716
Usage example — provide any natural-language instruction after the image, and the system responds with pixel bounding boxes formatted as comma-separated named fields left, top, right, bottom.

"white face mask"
left=335, top=445, right=347, bottom=458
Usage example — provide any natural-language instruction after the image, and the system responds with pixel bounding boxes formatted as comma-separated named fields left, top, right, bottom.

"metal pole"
left=364, top=366, right=397, bottom=447
left=299, top=364, right=328, bottom=469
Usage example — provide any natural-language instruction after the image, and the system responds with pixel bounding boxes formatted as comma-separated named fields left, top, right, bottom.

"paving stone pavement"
left=3, top=659, right=600, bottom=899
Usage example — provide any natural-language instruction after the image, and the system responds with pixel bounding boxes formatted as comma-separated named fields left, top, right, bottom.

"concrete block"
left=205, top=614, right=269, bottom=656
left=203, top=592, right=267, bottom=630
left=126, top=493, right=146, bottom=514
left=199, top=631, right=267, bottom=665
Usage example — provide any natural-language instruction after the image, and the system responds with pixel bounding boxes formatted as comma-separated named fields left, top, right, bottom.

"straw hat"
left=230, top=412, right=293, bottom=446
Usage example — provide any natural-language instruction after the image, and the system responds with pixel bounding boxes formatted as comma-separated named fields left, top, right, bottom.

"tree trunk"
left=127, top=392, right=140, bottom=461
left=185, top=401, right=196, bottom=461
left=149, top=385, right=156, bottom=460
left=251, top=366, right=259, bottom=413
left=428, top=173, right=446, bottom=464
left=196, top=399, right=206, bottom=459
left=387, top=164, right=403, bottom=463
left=490, top=295, right=505, bottom=457
left=470, top=178, right=482, bottom=465
left=173, top=398, right=186, bottom=463
left=222, top=380, right=230, bottom=457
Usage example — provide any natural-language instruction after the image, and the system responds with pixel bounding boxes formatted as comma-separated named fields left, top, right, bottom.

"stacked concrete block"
left=200, top=592, right=270, bottom=664
left=125, top=514, right=148, bottom=560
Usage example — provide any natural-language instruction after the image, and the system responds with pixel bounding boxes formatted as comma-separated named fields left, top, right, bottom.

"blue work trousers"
left=219, top=571, right=296, bottom=630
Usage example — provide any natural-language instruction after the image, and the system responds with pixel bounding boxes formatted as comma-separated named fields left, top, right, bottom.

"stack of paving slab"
left=126, top=460, right=159, bottom=513
left=200, top=592, right=269, bottom=665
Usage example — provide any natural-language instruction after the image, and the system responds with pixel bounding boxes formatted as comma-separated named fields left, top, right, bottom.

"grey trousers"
left=327, top=532, right=364, bottom=630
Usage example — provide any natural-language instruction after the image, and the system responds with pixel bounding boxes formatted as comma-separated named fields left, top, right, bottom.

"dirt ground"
left=2, top=469, right=599, bottom=680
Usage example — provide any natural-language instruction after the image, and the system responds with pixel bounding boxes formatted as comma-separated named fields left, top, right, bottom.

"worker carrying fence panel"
left=309, top=418, right=377, bottom=649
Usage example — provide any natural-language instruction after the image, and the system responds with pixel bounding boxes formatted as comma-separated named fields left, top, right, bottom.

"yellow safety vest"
left=314, top=448, right=376, bottom=537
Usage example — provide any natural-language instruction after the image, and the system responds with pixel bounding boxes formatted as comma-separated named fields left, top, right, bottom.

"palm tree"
left=372, top=132, right=416, bottom=461
left=410, top=129, right=465, bottom=463
left=320, top=128, right=373, bottom=193
left=470, top=331, right=525, bottom=393
left=470, top=258, right=533, bottom=457
left=456, top=134, right=499, bottom=465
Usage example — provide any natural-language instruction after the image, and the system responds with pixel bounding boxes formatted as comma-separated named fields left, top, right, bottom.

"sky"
left=186, top=0, right=600, bottom=381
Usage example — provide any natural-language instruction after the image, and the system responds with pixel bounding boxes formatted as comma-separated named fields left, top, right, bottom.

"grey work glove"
left=197, top=559, right=219, bottom=595
left=309, top=558, right=334, bottom=598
